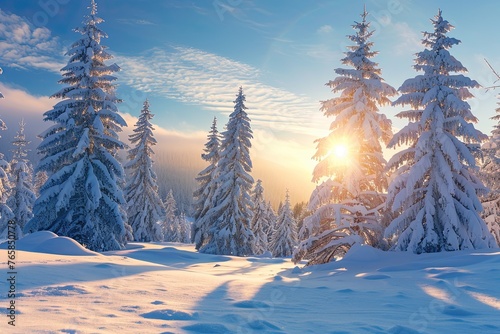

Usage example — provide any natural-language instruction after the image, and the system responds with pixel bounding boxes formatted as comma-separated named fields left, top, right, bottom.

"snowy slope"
left=1, top=233, right=499, bottom=333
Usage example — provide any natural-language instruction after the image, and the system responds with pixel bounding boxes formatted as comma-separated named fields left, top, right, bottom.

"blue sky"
left=1, top=0, right=499, bottom=203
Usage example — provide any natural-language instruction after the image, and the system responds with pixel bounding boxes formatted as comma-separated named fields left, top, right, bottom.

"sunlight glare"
left=332, top=144, right=348, bottom=159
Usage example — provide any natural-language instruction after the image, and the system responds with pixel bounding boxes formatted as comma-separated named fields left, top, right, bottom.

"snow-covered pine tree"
left=270, top=190, right=298, bottom=257
left=199, top=87, right=255, bottom=256
left=24, top=0, right=128, bottom=251
left=385, top=10, right=495, bottom=253
left=251, top=179, right=269, bottom=254
left=124, top=100, right=164, bottom=242
left=192, top=117, right=221, bottom=249
left=265, top=201, right=277, bottom=243
left=178, top=212, right=191, bottom=243
left=0, top=67, right=12, bottom=240
left=479, top=98, right=500, bottom=245
left=0, top=153, right=14, bottom=240
left=294, top=8, right=396, bottom=265
left=7, top=120, right=36, bottom=238
left=162, top=189, right=180, bottom=242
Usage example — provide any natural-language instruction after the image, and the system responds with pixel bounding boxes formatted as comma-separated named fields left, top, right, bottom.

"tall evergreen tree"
left=264, top=201, right=277, bottom=242
left=479, top=97, right=500, bottom=245
left=251, top=179, right=269, bottom=254
left=270, top=190, right=298, bottom=257
left=124, top=100, right=164, bottom=242
left=192, top=117, right=221, bottom=249
left=294, top=9, right=396, bottom=265
left=178, top=212, right=191, bottom=244
left=25, top=0, right=128, bottom=251
left=385, top=10, right=495, bottom=253
left=0, top=67, right=12, bottom=239
left=162, top=189, right=180, bottom=242
left=0, top=153, right=14, bottom=240
left=199, top=87, right=255, bottom=256
left=7, top=120, right=36, bottom=238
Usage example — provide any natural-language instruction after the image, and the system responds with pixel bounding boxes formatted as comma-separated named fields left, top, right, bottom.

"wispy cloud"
left=392, top=22, right=421, bottom=56
left=0, top=9, right=64, bottom=72
left=117, top=46, right=321, bottom=136
left=116, top=18, right=155, bottom=26
left=317, top=25, right=333, bottom=34
left=0, top=10, right=323, bottom=137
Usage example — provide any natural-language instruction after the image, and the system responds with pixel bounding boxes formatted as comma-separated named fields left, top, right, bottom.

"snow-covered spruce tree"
left=24, top=0, right=128, bottom=251
left=178, top=212, right=191, bottom=243
left=199, top=87, right=255, bottom=256
left=251, top=179, right=269, bottom=254
left=264, top=201, right=277, bottom=244
left=293, top=9, right=396, bottom=265
left=385, top=10, right=495, bottom=253
left=162, top=189, right=180, bottom=242
left=270, top=190, right=298, bottom=257
left=479, top=99, right=500, bottom=244
left=0, top=67, right=13, bottom=239
left=192, top=117, right=221, bottom=249
left=124, top=100, right=164, bottom=242
left=7, top=120, right=36, bottom=238
left=0, top=153, right=14, bottom=240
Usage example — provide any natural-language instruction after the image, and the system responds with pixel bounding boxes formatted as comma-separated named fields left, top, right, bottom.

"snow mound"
left=342, top=243, right=386, bottom=262
left=0, top=231, right=99, bottom=256
left=141, top=309, right=199, bottom=321
left=36, top=236, right=99, bottom=256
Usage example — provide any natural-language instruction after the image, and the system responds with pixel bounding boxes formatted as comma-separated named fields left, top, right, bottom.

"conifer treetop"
left=11, top=119, right=30, bottom=164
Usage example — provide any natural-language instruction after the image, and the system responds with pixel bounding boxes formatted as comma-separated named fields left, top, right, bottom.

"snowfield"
left=1, top=232, right=500, bottom=333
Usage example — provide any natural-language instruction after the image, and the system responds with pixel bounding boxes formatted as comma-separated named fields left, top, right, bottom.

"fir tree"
left=251, top=179, right=269, bottom=254
left=479, top=98, right=500, bottom=245
left=385, top=10, right=495, bottom=253
left=192, top=117, right=221, bottom=249
left=199, top=87, right=255, bottom=256
left=270, top=190, right=298, bottom=257
left=162, top=189, right=180, bottom=242
left=124, top=100, right=164, bottom=242
left=178, top=212, right=191, bottom=243
left=25, top=0, right=128, bottom=251
left=7, top=120, right=36, bottom=238
left=294, top=8, right=396, bottom=265
left=264, top=201, right=277, bottom=244
left=0, top=153, right=14, bottom=240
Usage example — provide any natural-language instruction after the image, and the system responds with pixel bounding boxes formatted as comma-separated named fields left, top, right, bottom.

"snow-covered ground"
left=1, top=232, right=499, bottom=333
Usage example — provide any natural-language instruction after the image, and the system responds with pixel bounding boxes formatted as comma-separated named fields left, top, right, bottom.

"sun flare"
left=332, top=144, right=348, bottom=159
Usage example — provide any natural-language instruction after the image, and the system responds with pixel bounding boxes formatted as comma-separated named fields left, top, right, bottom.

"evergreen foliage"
left=124, top=100, right=164, bottom=242
left=192, top=117, right=221, bottom=249
left=251, top=179, right=269, bottom=254
left=24, top=0, right=128, bottom=251
left=0, top=153, right=14, bottom=239
left=385, top=10, right=495, bottom=253
left=198, top=87, right=255, bottom=256
left=295, top=9, right=396, bottom=265
left=270, top=190, right=298, bottom=257
left=162, top=189, right=180, bottom=242
left=7, top=120, right=36, bottom=238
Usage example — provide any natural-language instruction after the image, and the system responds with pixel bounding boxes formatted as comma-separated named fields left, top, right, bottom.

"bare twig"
left=484, top=58, right=500, bottom=91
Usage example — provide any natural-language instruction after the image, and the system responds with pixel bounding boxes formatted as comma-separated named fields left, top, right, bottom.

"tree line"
left=0, top=2, right=498, bottom=264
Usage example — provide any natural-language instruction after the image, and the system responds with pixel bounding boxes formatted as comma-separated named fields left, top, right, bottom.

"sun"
left=332, top=144, right=348, bottom=159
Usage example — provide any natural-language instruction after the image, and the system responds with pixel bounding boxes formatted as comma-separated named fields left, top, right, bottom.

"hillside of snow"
left=1, top=232, right=500, bottom=333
